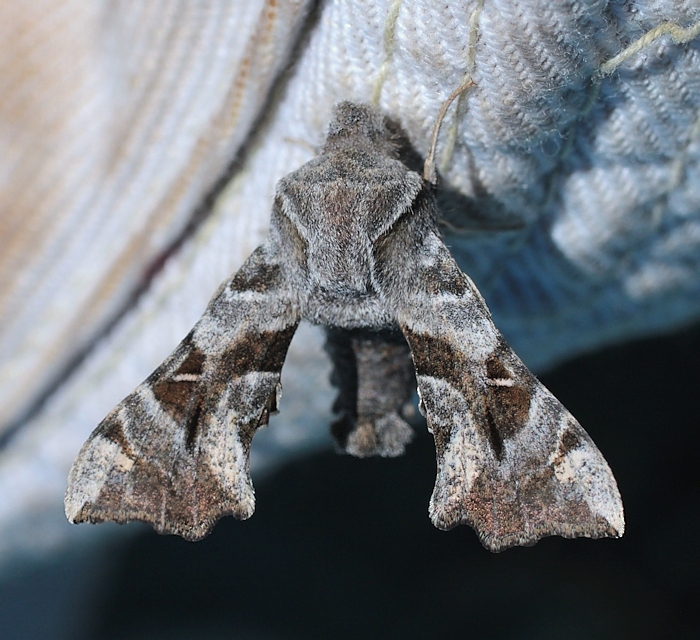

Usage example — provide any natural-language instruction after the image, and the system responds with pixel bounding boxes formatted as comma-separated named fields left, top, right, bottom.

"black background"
left=3, top=326, right=699, bottom=639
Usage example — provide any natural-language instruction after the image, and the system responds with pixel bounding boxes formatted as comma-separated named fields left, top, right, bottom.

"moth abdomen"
left=324, top=327, right=415, bottom=458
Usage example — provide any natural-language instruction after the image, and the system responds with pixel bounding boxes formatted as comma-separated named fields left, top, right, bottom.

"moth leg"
left=324, top=328, right=415, bottom=458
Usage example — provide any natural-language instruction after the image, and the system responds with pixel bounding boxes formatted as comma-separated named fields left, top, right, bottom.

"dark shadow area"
left=2, top=325, right=699, bottom=639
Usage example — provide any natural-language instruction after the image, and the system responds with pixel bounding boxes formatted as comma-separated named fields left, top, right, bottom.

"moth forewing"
left=65, top=245, right=300, bottom=539
left=382, top=230, right=624, bottom=551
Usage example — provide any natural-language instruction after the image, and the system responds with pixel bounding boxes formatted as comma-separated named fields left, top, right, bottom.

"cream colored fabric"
left=1, top=0, right=699, bottom=559
left=0, top=0, right=314, bottom=429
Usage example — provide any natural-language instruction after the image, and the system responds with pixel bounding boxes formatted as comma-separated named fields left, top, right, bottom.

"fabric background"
left=0, top=0, right=699, bottom=561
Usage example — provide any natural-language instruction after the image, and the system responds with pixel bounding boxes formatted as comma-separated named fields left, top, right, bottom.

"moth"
left=65, top=101, right=624, bottom=552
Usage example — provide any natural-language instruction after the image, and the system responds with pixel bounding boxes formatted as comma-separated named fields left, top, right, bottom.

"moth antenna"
left=423, top=80, right=475, bottom=184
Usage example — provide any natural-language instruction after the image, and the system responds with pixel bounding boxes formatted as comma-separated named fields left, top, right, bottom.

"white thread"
left=600, top=19, right=700, bottom=76
left=371, top=0, right=404, bottom=104
left=439, top=0, right=483, bottom=172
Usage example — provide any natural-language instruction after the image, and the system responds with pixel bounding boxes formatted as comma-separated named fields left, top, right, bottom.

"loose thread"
left=371, top=0, right=404, bottom=105
left=423, top=80, right=475, bottom=183
left=595, top=19, right=700, bottom=225
left=439, top=0, right=484, bottom=172
left=599, top=19, right=700, bottom=76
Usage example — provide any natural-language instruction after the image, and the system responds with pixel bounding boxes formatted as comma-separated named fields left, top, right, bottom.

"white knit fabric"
left=0, top=0, right=698, bottom=560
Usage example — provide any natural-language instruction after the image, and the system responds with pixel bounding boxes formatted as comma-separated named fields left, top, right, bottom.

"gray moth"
left=65, top=102, right=624, bottom=552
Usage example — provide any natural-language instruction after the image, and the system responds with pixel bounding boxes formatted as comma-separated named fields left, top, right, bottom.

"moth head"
left=323, top=102, right=398, bottom=157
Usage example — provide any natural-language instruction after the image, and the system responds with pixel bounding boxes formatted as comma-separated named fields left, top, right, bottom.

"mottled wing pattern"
left=65, top=245, right=300, bottom=540
left=387, top=232, right=624, bottom=552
